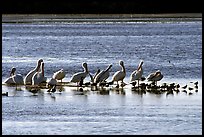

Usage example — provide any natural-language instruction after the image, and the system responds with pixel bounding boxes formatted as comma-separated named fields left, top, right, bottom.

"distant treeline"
left=1, top=0, right=202, bottom=13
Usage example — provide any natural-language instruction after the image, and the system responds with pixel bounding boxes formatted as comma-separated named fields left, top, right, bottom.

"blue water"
left=2, top=19, right=202, bottom=135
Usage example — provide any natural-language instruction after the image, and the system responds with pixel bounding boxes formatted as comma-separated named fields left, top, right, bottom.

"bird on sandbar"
left=111, top=60, right=126, bottom=87
left=70, top=62, right=89, bottom=86
left=52, top=69, right=66, bottom=83
left=24, top=59, right=43, bottom=85
left=130, top=60, right=144, bottom=87
left=147, top=70, right=163, bottom=86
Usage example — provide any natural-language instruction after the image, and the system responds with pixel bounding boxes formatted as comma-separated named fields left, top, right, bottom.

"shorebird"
left=182, top=85, right=187, bottom=89
left=94, top=64, right=112, bottom=85
left=111, top=60, right=126, bottom=87
left=52, top=69, right=66, bottom=83
left=32, top=62, right=46, bottom=86
left=130, top=60, right=144, bottom=86
left=70, top=62, right=89, bottom=86
left=24, top=59, right=43, bottom=85
left=147, top=70, right=163, bottom=86
left=5, top=67, right=24, bottom=89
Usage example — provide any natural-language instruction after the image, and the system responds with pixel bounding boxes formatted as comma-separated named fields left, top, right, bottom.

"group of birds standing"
left=4, top=59, right=164, bottom=90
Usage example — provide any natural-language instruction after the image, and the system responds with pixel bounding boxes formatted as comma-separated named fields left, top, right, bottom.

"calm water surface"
left=2, top=19, right=202, bottom=135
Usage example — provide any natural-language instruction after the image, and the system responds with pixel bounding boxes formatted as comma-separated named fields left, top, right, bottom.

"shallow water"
left=2, top=19, right=202, bottom=135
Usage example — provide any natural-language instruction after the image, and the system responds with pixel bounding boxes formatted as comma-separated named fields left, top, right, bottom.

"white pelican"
left=4, top=67, right=16, bottom=85
left=147, top=70, right=163, bottom=86
left=4, top=67, right=24, bottom=89
left=70, top=62, right=89, bottom=86
left=89, top=69, right=100, bottom=83
left=130, top=60, right=144, bottom=86
left=24, top=59, right=43, bottom=85
left=111, top=60, right=126, bottom=86
left=52, top=69, right=66, bottom=83
left=32, top=62, right=45, bottom=86
left=94, top=64, right=112, bottom=84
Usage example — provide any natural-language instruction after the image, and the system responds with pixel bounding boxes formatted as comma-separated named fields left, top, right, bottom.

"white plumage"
left=52, top=69, right=65, bottom=82
left=24, top=59, right=43, bottom=85
left=32, top=62, right=46, bottom=85
left=4, top=67, right=23, bottom=86
left=94, top=64, right=112, bottom=84
left=147, top=70, right=163, bottom=85
left=130, top=60, right=144, bottom=85
left=112, top=60, right=126, bottom=85
left=70, top=62, right=89, bottom=84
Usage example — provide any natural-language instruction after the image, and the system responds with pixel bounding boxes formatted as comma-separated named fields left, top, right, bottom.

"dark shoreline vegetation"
left=2, top=13, right=202, bottom=24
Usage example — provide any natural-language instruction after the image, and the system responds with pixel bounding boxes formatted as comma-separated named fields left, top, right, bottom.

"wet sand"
left=2, top=13, right=202, bottom=23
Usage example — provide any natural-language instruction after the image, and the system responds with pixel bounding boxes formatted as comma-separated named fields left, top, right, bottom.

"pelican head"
left=82, top=62, right=88, bottom=72
left=119, top=60, right=124, bottom=66
left=108, top=64, right=112, bottom=70
left=38, top=59, right=43, bottom=64
left=82, top=62, right=87, bottom=68
left=10, top=67, right=16, bottom=76
left=155, top=70, right=161, bottom=75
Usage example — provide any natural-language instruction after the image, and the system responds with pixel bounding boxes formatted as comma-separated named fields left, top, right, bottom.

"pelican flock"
left=3, top=58, right=199, bottom=96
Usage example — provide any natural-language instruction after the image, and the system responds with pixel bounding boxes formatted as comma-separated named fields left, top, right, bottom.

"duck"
left=130, top=60, right=144, bottom=86
left=24, top=59, right=43, bottom=85
left=111, top=60, right=126, bottom=87
left=147, top=70, right=163, bottom=86
left=70, top=62, right=89, bottom=86
left=52, top=69, right=66, bottom=83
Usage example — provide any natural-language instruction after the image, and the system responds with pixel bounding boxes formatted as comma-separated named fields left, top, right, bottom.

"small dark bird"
left=195, top=85, right=198, bottom=89
left=166, top=90, right=174, bottom=96
left=51, top=85, right=57, bottom=93
left=140, top=77, right=146, bottom=81
left=188, top=87, right=193, bottom=91
left=182, top=90, right=187, bottom=94
left=194, top=81, right=198, bottom=86
left=182, top=85, right=187, bottom=89
left=79, top=88, right=83, bottom=92
left=175, top=84, right=180, bottom=89
left=189, top=92, right=193, bottom=95
left=130, top=81, right=137, bottom=87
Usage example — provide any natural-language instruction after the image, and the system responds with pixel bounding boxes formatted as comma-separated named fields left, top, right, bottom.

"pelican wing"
left=12, top=74, right=24, bottom=85
left=70, top=72, right=87, bottom=83
left=112, top=71, right=125, bottom=82
left=53, top=69, right=65, bottom=80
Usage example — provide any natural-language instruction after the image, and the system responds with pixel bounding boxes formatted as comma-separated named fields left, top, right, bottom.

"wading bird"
left=111, top=60, right=126, bottom=87
left=70, top=62, right=89, bottom=86
left=32, top=62, right=46, bottom=86
left=24, top=59, right=43, bottom=85
left=52, top=69, right=66, bottom=83
left=147, top=70, right=163, bottom=86
left=130, top=60, right=144, bottom=86
left=94, top=64, right=112, bottom=85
